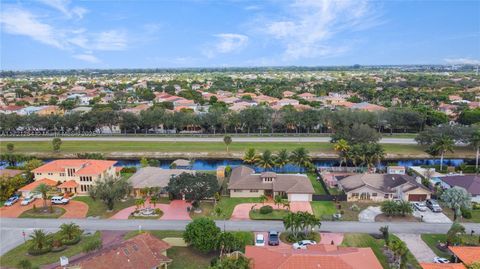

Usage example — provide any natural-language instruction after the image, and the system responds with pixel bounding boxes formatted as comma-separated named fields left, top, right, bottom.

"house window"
left=36, top=173, right=41, bottom=176
left=48, top=173, right=53, bottom=176
left=60, top=173, right=65, bottom=177
left=234, top=190, right=242, bottom=192
left=250, top=190, right=258, bottom=193
left=384, top=194, right=390, bottom=199
left=352, top=193, right=359, bottom=198
left=372, top=193, right=377, bottom=197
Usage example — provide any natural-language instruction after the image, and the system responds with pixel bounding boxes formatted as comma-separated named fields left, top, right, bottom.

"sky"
left=1, top=0, right=479, bottom=70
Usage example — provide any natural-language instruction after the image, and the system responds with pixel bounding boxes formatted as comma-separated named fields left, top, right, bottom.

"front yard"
left=421, top=234, right=480, bottom=258
left=18, top=206, right=66, bottom=218
left=73, top=196, right=136, bottom=218
left=441, top=205, right=480, bottom=223
left=191, top=197, right=261, bottom=220
left=249, top=208, right=289, bottom=220
left=311, top=201, right=337, bottom=219
left=337, top=201, right=382, bottom=221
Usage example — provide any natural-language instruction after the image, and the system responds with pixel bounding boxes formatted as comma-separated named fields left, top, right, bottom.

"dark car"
left=268, top=231, right=279, bottom=246
left=426, top=199, right=443, bottom=212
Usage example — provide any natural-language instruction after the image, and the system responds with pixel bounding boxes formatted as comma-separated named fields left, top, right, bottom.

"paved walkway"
left=110, top=200, right=191, bottom=220
left=0, top=199, right=88, bottom=219
left=231, top=202, right=313, bottom=220
left=396, top=233, right=436, bottom=262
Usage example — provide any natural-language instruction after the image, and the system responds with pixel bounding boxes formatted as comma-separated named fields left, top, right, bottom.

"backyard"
left=308, top=173, right=327, bottom=194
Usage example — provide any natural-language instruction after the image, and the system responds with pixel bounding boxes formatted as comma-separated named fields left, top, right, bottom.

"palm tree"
left=274, top=195, right=283, bottom=209
left=255, top=150, right=275, bottom=170
left=150, top=196, right=158, bottom=208
left=275, top=149, right=289, bottom=172
left=432, top=136, right=455, bottom=171
left=135, top=198, right=145, bottom=209
left=59, top=223, right=82, bottom=240
left=223, top=135, right=232, bottom=153
left=470, top=130, right=480, bottom=173
left=259, top=194, right=268, bottom=204
left=242, top=148, right=256, bottom=164
left=290, top=147, right=312, bottom=172
left=34, top=183, right=51, bottom=209
left=29, top=229, right=50, bottom=250
left=282, top=201, right=291, bottom=211
left=333, top=139, right=350, bottom=167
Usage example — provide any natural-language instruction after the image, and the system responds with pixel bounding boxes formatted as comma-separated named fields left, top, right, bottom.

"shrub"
left=154, top=208, right=162, bottom=215
left=472, top=202, right=480, bottom=210
left=259, top=205, right=273, bottom=214
left=27, top=246, right=52, bottom=256
left=461, top=208, right=472, bottom=219
left=17, top=259, right=33, bottom=269
left=62, top=235, right=81, bottom=245
left=349, top=204, right=360, bottom=211
left=82, top=236, right=102, bottom=253
left=121, top=166, right=137, bottom=173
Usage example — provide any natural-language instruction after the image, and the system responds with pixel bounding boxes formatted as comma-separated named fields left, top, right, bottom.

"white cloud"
left=262, top=0, right=379, bottom=60
left=73, top=53, right=100, bottom=63
left=92, top=30, right=128, bottom=51
left=38, top=0, right=88, bottom=19
left=0, top=7, right=65, bottom=49
left=444, top=58, right=480, bottom=65
left=204, top=33, right=249, bottom=58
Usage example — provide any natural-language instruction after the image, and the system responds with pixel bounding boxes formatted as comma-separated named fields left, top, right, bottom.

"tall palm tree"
left=255, top=150, right=275, bottom=170
left=29, top=229, right=50, bottom=250
left=59, top=223, right=82, bottom=240
left=223, top=135, right=232, bottom=153
left=432, top=136, right=455, bottom=171
left=470, top=130, right=480, bottom=173
left=242, top=148, right=256, bottom=164
left=290, top=147, right=312, bottom=172
left=333, top=139, right=350, bottom=167
left=275, top=149, right=289, bottom=172
left=34, top=183, right=51, bottom=209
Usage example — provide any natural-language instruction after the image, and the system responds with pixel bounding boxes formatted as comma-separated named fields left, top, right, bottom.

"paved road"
left=1, top=218, right=478, bottom=255
left=0, top=136, right=417, bottom=144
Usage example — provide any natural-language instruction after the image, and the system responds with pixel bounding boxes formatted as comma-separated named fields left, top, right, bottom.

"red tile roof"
left=245, top=244, right=383, bottom=269
left=449, top=246, right=480, bottom=265
left=62, top=233, right=171, bottom=269
left=420, top=263, right=466, bottom=269
left=33, top=159, right=117, bottom=175
left=18, top=178, right=57, bottom=192
left=57, top=180, right=79, bottom=188
left=0, top=169, right=23, bottom=178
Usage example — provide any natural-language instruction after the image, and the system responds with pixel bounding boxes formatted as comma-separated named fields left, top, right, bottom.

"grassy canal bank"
left=0, top=140, right=475, bottom=159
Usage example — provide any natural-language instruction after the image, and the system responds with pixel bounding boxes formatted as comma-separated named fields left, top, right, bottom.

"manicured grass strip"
left=18, top=207, right=65, bottom=219
left=167, top=246, right=217, bottom=269
left=249, top=209, right=289, bottom=220
left=308, top=173, right=327, bottom=194
left=0, top=232, right=101, bottom=268
left=310, top=201, right=336, bottom=219
left=73, top=196, right=136, bottom=218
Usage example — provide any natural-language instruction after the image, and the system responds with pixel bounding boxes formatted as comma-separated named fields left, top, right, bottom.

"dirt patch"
left=375, top=214, right=420, bottom=222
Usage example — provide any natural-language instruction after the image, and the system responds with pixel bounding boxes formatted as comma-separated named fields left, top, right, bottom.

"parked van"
left=51, top=196, right=69, bottom=205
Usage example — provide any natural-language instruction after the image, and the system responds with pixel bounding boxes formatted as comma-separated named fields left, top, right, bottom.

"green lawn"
left=421, top=234, right=479, bottom=258
left=0, top=232, right=101, bottom=268
left=2, top=141, right=475, bottom=158
left=167, top=247, right=216, bottom=269
left=310, top=201, right=337, bottom=219
left=341, top=233, right=389, bottom=269
left=18, top=207, right=66, bottom=218
left=249, top=208, right=289, bottom=220
left=337, top=202, right=381, bottom=221
left=73, top=196, right=136, bottom=218
left=441, top=206, right=480, bottom=223
left=308, top=173, right=327, bottom=194
left=193, top=197, right=261, bottom=220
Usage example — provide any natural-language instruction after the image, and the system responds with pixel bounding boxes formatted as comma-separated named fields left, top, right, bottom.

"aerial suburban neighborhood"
left=1, top=0, right=480, bottom=269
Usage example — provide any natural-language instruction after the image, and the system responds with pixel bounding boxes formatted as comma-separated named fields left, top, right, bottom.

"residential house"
left=282, top=91, right=295, bottom=98
left=439, top=175, right=480, bottom=203
left=37, top=105, right=64, bottom=116
left=18, top=178, right=57, bottom=198
left=58, top=233, right=172, bottom=269
left=420, top=264, right=466, bottom=269
left=128, top=167, right=195, bottom=197
left=274, top=98, right=300, bottom=107
left=245, top=244, right=383, bottom=269
left=32, top=159, right=119, bottom=195
left=338, top=173, right=432, bottom=201
left=350, top=102, right=387, bottom=112
left=0, top=105, right=24, bottom=114
left=438, top=103, right=458, bottom=116
left=228, top=166, right=314, bottom=202
left=298, top=92, right=317, bottom=101
left=449, top=246, right=480, bottom=266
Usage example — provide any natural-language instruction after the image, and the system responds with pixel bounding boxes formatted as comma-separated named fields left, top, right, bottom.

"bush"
left=82, top=236, right=102, bottom=253
left=121, top=166, right=137, bottom=173
left=27, top=246, right=52, bottom=256
left=461, top=208, right=472, bottom=219
left=51, top=245, right=67, bottom=252
left=259, top=205, right=273, bottom=214
left=349, top=204, right=360, bottom=211
left=62, top=235, right=81, bottom=245
left=472, top=202, right=480, bottom=210
left=17, top=259, right=33, bottom=269
left=154, top=208, right=162, bottom=215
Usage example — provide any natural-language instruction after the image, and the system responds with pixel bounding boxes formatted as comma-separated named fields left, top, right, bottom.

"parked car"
left=433, top=257, right=450, bottom=264
left=292, top=240, right=317, bottom=249
left=21, top=195, right=36, bottom=206
left=51, top=196, right=69, bottom=205
left=268, top=231, right=279, bottom=246
left=4, top=195, right=19, bottom=206
left=411, top=202, right=427, bottom=212
left=255, top=234, right=265, bottom=247
left=426, top=199, right=442, bottom=212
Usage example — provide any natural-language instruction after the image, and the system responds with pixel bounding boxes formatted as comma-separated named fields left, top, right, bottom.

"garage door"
left=408, top=194, right=427, bottom=201
left=289, top=194, right=310, bottom=202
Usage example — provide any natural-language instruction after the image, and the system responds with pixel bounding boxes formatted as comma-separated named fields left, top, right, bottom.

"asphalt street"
left=1, top=218, right=478, bottom=255
left=0, top=136, right=417, bottom=144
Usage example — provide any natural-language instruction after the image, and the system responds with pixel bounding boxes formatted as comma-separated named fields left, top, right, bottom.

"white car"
left=292, top=240, right=317, bottom=249
left=21, top=196, right=36, bottom=206
left=433, top=257, right=450, bottom=264
left=255, top=234, right=265, bottom=247
left=51, top=196, right=69, bottom=205
left=4, top=196, right=19, bottom=206
left=411, top=202, right=427, bottom=212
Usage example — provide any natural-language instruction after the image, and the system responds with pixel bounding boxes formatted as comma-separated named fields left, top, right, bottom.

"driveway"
left=358, top=206, right=382, bottom=222
left=231, top=202, right=313, bottom=220
left=110, top=200, right=191, bottom=220
left=254, top=232, right=291, bottom=249
left=396, top=233, right=436, bottom=262
left=413, top=209, right=452, bottom=224
left=0, top=199, right=88, bottom=219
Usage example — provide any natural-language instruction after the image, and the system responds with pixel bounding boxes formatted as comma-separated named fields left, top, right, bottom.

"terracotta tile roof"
left=57, top=180, right=79, bottom=188
left=115, top=167, right=123, bottom=172
left=420, top=263, right=467, bottom=269
left=33, top=159, right=117, bottom=175
left=246, top=244, right=383, bottom=269
left=19, top=178, right=57, bottom=191
left=449, top=246, right=480, bottom=265
left=0, top=169, right=23, bottom=178
left=63, top=233, right=171, bottom=269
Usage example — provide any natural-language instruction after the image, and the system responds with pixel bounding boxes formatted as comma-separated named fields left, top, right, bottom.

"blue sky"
left=1, top=0, right=479, bottom=70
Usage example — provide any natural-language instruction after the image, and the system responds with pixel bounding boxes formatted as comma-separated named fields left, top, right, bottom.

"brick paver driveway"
left=110, top=200, right=191, bottom=220
left=231, top=202, right=313, bottom=220
left=0, top=199, right=88, bottom=219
